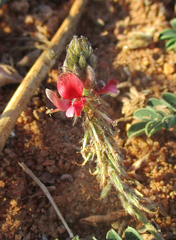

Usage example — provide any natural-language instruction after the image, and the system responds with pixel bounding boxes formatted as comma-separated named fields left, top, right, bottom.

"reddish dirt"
left=0, top=0, right=176, bottom=239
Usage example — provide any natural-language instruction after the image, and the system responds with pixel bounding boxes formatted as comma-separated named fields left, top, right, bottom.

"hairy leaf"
left=165, top=38, right=176, bottom=50
left=134, top=108, right=162, bottom=121
left=106, top=228, right=122, bottom=240
left=148, top=98, right=164, bottom=107
left=125, top=227, right=143, bottom=240
left=170, top=18, right=176, bottom=31
left=162, top=92, right=176, bottom=111
left=159, top=29, right=176, bottom=40
left=127, top=121, right=148, bottom=138
left=145, top=120, right=163, bottom=137
left=162, top=116, right=176, bottom=130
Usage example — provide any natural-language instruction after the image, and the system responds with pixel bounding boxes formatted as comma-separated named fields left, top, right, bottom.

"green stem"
left=88, top=121, right=101, bottom=144
left=134, top=208, right=164, bottom=240
left=95, top=109, right=113, bottom=123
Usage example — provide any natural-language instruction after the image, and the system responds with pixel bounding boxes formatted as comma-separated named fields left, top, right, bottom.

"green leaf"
left=100, top=183, right=111, bottom=199
left=125, top=227, right=143, bottom=240
left=162, top=92, right=176, bottom=111
left=106, top=229, right=122, bottom=240
left=165, top=38, right=176, bottom=51
left=127, top=121, right=148, bottom=138
left=90, top=237, right=97, bottom=240
left=170, top=18, right=176, bottom=31
left=145, top=120, right=163, bottom=137
left=155, top=110, right=171, bottom=117
left=162, top=115, right=176, bottom=130
left=148, top=98, right=164, bottom=107
left=72, top=236, right=80, bottom=240
left=159, top=29, right=176, bottom=40
left=134, top=108, right=162, bottom=121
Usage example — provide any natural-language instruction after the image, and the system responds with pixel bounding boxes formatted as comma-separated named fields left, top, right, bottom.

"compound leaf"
left=145, top=120, right=163, bottom=137
left=170, top=18, right=176, bottom=31
left=148, top=98, right=164, bottom=107
left=165, top=38, right=176, bottom=50
left=106, top=229, right=122, bottom=240
left=125, top=227, right=143, bottom=240
left=134, top=108, right=162, bottom=121
left=127, top=121, right=148, bottom=138
left=159, top=29, right=176, bottom=40
left=162, top=92, right=176, bottom=111
left=72, top=236, right=80, bottom=240
left=162, top=115, right=176, bottom=130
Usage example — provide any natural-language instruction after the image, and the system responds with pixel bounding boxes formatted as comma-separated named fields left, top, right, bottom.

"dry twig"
left=0, top=0, right=88, bottom=152
left=18, top=162, right=74, bottom=238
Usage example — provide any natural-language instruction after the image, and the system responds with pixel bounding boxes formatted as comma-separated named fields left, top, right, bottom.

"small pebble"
left=57, top=225, right=66, bottom=234
left=54, top=195, right=67, bottom=206
left=60, top=174, right=73, bottom=182
left=42, top=159, right=55, bottom=166
left=40, top=149, right=49, bottom=157
left=33, top=109, right=44, bottom=121
left=163, top=63, right=175, bottom=75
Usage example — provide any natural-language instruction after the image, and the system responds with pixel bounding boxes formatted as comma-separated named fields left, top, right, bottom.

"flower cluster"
left=46, top=72, right=118, bottom=118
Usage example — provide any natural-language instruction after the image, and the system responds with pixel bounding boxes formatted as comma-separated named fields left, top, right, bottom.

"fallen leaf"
left=80, top=210, right=127, bottom=226
left=0, top=64, right=23, bottom=87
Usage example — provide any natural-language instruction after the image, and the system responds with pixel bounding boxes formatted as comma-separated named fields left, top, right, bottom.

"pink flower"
left=46, top=73, right=118, bottom=118
left=95, top=79, right=118, bottom=95
left=46, top=73, right=86, bottom=118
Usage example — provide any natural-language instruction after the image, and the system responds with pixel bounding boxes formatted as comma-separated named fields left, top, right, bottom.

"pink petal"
left=66, top=106, right=75, bottom=117
left=57, top=73, right=84, bottom=99
left=45, top=89, right=71, bottom=111
left=96, top=79, right=118, bottom=95
left=72, top=98, right=86, bottom=117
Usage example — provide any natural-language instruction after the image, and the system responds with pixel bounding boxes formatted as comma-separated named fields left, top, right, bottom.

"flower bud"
left=62, top=36, right=96, bottom=83
left=67, top=48, right=79, bottom=63
left=84, top=65, right=96, bottom=89
left=87, top=54, right=97, bottom=69
left=80, top=36, right=90, bottom=58
left=79, top=54, right=87, bottom=70
left=74, top=37, right=82, bottom=56
left=65, top=57, right=74, bottom=70
left=73, top=63, right=82, bottom=78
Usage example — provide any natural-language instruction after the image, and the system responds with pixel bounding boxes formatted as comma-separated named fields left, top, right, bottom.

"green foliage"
left=72, top=227, right=143, bottom=240
left=127, top=92, right=176, bottom=138
left=159, top=18, right=176, bottom=51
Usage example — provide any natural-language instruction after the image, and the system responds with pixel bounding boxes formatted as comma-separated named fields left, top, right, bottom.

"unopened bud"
left=73, top=63, right=82, bottom=78
left=67, top=48, right=79, bottom=64
left=74, top=37, right=82, bottom=56
left=87, top=54, right=97, bottom=69
left=62, top=36, right=96, bottom=82
left=65, top=57, right=74, bottom=70
left=79, top=54, right=87, bottom=69
left=84, top=65, right=97, bottom=89
left=80, top=36, right=90, bottom=58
